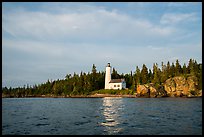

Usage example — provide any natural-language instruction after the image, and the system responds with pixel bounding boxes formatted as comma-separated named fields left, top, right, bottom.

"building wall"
left=104, top=63, right=126, bottom=90
left=109, top=83, right=123, bottom=90
left=105, top=66, right=111, bottom=89
left=122, top=82, right=126, bottom=89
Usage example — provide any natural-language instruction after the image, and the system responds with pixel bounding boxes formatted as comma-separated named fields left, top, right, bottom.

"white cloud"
left=3, top=39, right=64, bottom=57
left=2, top=3, right=202, bottom=87
left=160, top=13, right=198, bottom=25
left=3, top=6, right=176, bottom=43
left=168, top=2, right=201, bottom=7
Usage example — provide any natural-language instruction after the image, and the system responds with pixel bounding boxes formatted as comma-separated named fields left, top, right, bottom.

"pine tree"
left=148, top=69, right=153, bottom=83
left=129, top=71, right=133, bottom=89
left=187, top=58, right=194, bottom=75
left=141, top=64, right=148, bottom=84
left=79, top=71, right=85, bottom=93
left=170, top=62, right=175, bottom=77
left=152, top=63, right=161, bottom=85
left=166, top=61, right=171, bottom=78
left=3, top=59, right=201, bottom=96
left=175, top=59, right=182, bottom=76
left=124, top=73, right=131, bottom=88
left=112, top=67, right=120, bottom=79
left=135, top=66, right=141, bottom=85
left=161, top=62, right=167, bottom=83
left=92, top=64, right=97, bottom=74
left=193, top=60, right=199, bottom=76
left=97, top=71, right=105, bottom=90
left=182, top=63, right=187, bottom=76
left=91, top=64, right=97, bottom=91
left=65, top=74, right=71, bottom=80
left=198, top=64, right=202, bottom=90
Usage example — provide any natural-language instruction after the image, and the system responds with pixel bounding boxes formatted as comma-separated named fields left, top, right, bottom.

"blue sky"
left=2, top=2, right=202, bottom=88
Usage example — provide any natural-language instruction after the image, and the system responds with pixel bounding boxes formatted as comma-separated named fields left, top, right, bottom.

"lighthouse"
left=104, top=63, right=126, bottom=90
left=105, top=63, right=111, bottom=89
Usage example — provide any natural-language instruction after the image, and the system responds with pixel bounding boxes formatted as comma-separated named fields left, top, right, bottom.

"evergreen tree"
left=97, top=71, right=105, bottom=90
left=152, top=63, right=161, bottom=85
left=187, top=58, right=194, bottom=75
left=79, top=71, right=85, bottom=93
left=198, top=64, right=202, bottom=90
left=166, top=61, right=171, bottom=78
left=161, top=62, right=167, bottom=83
left=193, top=60, right=199, bottom=76
left=124, top=73, right=132, bottom=88
left=129, top=71, right=133, bottom=89
left=91, top=64, right=97, bottom=91
left=135, top=66, right=141, bottom=85
left=112, top=67, right=120, bottom=79
left=2, top=60, right=202, bottom=97
left=120, top=73, right=124, bottom=78
left=65, top=74, right=71, bottom=80
left=170, top=62, right=175, bottom=77
left=92, top=64, right=97, bottom=74
left=182, top=63, right=187, bottom=76
left=141, top=64, right=148, bottom=84
left=132, top=77, right=136, bottom=91
left=175, top=59, right=182, bottom=76
left=83, top=72, right=89, bottom=93
left=148, top=69, right=153, bottom=83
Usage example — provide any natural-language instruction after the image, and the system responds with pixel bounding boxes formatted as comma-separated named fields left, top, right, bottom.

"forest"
left=2, top=58, right=202, bottom=97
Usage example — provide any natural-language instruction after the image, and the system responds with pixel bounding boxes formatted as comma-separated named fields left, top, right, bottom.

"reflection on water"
left=100, top=97, right=124, bottom=134
left=2, top=98, right=202, bottom=135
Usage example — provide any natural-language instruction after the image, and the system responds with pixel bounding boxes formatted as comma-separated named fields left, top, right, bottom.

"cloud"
left=167, top=2, right=201, bottom=7
left=3, top=5, right=176, bottom=44
left=3, top=39, right=64, bottom=57
left=2, top=3, right=202, bottom=87
left=160, top=13, right=198, bottom=25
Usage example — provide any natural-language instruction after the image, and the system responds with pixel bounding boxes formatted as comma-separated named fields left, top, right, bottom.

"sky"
left=2, top=2, right=202, bottom=88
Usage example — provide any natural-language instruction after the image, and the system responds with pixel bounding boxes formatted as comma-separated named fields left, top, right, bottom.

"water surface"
left=2, top=97, right=202, bottom=135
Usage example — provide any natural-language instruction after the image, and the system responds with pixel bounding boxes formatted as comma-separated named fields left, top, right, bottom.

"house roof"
left=109, top=79, right=125, bottom=83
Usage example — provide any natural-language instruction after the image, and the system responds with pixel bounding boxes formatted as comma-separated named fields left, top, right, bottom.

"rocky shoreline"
left=2, top=93, right=202, bottom=98
left=2, top=76, right=202, bottom=98
left=2, top=94, right=136, bottom=98
left=136, top=76, right=202, bottom=98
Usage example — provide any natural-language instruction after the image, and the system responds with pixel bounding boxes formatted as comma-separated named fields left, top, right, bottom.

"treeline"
left=2, top=58, right=202, bottom=97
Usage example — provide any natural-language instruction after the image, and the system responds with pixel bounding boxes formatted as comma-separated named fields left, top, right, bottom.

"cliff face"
left=136, top=76, right=202, bottom=97
left=136, top=84, right=167, bottom=97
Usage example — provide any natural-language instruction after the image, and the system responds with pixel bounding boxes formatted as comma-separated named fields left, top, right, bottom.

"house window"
left=114, top=85, right=116, bottom=87
left=117, top=85, right=120, bottom=87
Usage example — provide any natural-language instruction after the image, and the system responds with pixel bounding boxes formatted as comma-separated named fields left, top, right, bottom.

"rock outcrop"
left=136, top=83, right=167, bottom=97
left=136, top=75, right=202, bottom=97
left=164, top=75, right=201, bottom=97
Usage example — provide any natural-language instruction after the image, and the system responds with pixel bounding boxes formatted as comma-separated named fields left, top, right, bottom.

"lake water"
left=2, top=97, right=202, bottom=135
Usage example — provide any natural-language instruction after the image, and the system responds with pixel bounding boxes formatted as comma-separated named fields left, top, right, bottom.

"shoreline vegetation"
left=2, top=94, right=202, bottom=98
left=2, top=58, right=202, bottom=98
left=2, top=94, right=136, bottom=98
left=2, top=89, right=201, bottom=98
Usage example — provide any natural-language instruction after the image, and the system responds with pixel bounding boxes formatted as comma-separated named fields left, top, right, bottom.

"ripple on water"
left=74, top=120, right=91, bottom=126
left=24, top=131, right=30, bottom=135
left=35, top=123, right=50, bottom=126
left=39, top=117, right=49, bottom=120
left=100, top=120, right=119, bottom=127
left=50, top=128, right=58, bottom=132
left=121, top=122, right=129, bottom=125
left=2, top=98, right=202, bottom=135
left=2, top=124, right=10, bottom=129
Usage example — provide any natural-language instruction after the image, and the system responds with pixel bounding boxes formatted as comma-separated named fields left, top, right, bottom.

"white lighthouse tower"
left=105, top=63, right=111, bottom=89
